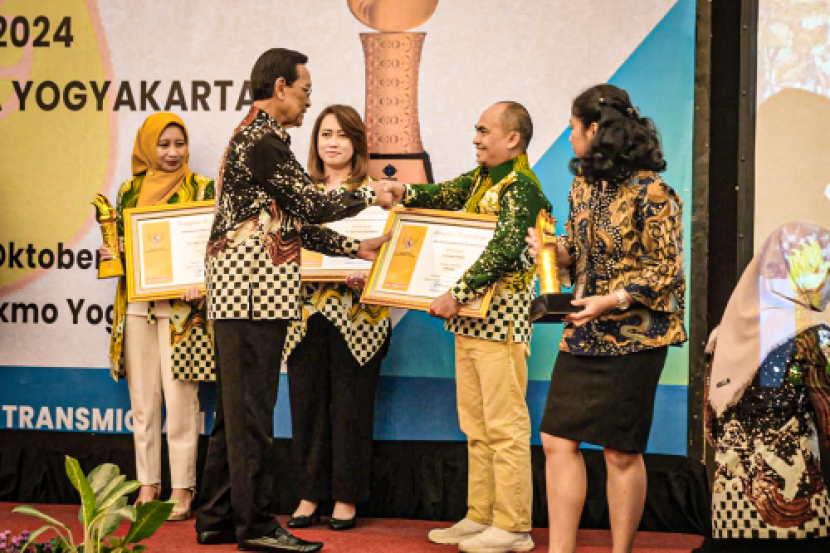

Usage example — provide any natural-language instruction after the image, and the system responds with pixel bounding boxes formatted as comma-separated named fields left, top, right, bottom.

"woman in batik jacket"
left=284, top=105, right=390, bottom=531
left=101, top=112, right=215, bottom=521
left=528, top=84, right=687, bottom=553
left=699, top=221, right=830, bottom=553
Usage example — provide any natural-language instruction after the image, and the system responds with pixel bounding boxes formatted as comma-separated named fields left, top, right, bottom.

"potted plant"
left=13, top=456, right=174, bottom=552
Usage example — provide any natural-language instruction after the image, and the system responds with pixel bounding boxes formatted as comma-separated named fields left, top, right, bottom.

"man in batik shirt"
left=386, top=101, right=551, bottom=553
left=195, top=48, right=390, bottom=553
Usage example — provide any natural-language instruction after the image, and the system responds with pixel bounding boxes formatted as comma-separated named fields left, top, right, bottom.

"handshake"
left=366, top=180, right=406, bottom=209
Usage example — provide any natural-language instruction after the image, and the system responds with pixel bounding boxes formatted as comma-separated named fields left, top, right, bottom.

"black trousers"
left=195, top=318, right=287, bottom=541
left=287, top=314, right=386, bottom=504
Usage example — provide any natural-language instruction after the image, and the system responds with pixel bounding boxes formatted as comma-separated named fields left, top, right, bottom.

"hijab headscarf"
left=708, top=221, right=830, bottom=416
left=132, top=112, right=193, bottom=207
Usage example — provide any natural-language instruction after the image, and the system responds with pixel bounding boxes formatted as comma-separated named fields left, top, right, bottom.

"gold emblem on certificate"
left=362, top=208, right=497, bottom=318
left=123, top=201, right=214, bottom=302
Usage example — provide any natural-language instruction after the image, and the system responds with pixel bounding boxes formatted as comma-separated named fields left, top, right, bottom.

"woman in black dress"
left=527, top=84, right=687, bottom=553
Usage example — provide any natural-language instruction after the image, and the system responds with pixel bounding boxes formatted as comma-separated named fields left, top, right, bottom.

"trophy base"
left=369, top=152, right=434, bottom=184
left=98, top=259, right=125, bottom=279
left=530, top=292, right=578, bottom=324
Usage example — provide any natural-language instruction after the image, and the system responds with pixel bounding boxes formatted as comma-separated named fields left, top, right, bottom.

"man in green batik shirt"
left=385, top=102, right=551, bottom=553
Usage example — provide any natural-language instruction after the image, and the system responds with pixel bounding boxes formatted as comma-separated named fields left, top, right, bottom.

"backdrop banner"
left=0, top=0, right=695, bottom=455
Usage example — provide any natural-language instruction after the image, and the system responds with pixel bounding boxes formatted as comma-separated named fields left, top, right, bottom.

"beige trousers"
left=124, top=315, right=199, bottom=489
left=455, top=333, right=533, bottom=532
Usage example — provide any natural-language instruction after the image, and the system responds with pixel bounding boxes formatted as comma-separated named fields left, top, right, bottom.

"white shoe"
left=458, top=526, right=535, bottom=553
left=428, top=518, right=490, bottom=545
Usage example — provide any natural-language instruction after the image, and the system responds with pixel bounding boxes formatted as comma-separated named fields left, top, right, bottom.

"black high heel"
left=287, top=507, right=321, bottom=529
left=328, top=517, right=356, bottom=531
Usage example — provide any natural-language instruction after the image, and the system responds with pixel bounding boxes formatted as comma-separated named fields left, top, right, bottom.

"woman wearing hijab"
left=701, top=221, right=830, bottom=552
left=99, top=112, right=215, bottom=521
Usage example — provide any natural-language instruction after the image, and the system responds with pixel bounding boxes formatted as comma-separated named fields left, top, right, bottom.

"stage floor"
left=0, top=504, right=704, bottom=552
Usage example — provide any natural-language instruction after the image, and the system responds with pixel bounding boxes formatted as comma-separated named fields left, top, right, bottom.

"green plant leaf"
left=99, top=500, right=136, bottom=538
left=87, top=464, right=120, bottom=497
left=121, top=500, right=174, bottom=545
left=20, top=525, right=64, bottom=550
left=94, top=474, right=126, bottom=509
left=12, top=505, right=70, bottom=530
left=65, top=456, right=98, bottom=528
left=130, top=546, right=147, bottom=553
left=96, top=480, right=141, bottom=514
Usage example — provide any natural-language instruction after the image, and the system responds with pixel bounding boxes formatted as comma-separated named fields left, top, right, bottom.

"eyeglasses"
left=290, top=83, right=312, bottom=99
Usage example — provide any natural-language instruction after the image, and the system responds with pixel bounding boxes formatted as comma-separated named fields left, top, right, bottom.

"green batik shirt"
left=403, top=154, right=551, bottom=343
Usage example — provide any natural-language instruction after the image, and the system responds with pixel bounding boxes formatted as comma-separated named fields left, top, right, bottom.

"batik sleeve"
left=623, top=181, right=684, bottom=312
left=450, top=181, right=551, bottom=303
left=301, top=225, right=361, bottom=258
left=403, top=171, right=476, bottom=211
left=249, top=135, right=375, bottom=224
left=804, top=326, right=830, bottom=450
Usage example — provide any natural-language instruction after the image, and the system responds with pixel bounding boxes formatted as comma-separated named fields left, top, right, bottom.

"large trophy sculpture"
left=348, top=0, right=437, bottom=183
left=92, top=194, right=125, bottom=279
left=529, top=210, right=577, bottom=323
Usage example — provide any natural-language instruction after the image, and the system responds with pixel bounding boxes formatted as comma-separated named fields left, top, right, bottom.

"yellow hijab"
left=132, top=112, right=193, bottom=207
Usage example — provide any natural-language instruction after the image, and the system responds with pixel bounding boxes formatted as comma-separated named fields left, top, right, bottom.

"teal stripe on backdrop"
left=0, top=367, right=687, bottom=455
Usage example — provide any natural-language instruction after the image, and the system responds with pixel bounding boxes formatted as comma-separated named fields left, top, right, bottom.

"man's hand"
left=428, top=291, right=461, bottom=320
left=525, top=227, right=573, bottom=268
left=99, top=244, right=115, bottom=261
left=357, top=232, right=392, bottom=261
left=99, top=242, right=125, bottom=261
left=381, top=181, right=406, bottom=204
left=345, top=271, right=367, bottom=291
left=367, top=181, right=395, bottom=208
left=525, top=227, right=541, bottom=262
left=181, top=286, right=205, bottom=302
left=564, top=294, right=617, bottom=327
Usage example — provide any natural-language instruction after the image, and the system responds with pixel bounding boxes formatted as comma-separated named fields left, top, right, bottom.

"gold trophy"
left=92, top=194, right=125, bottom=279
left=530, top=210, right=577, bottom=323
left=348, top=0, right=438, bottom=183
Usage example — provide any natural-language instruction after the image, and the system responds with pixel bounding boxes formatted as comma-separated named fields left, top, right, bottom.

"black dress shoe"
left=287, top=510, right=321, bottom=529
left=196, top=529, right=237, bottom=545
left=328, top=517, right=355, bottom=531
left=238, top=527, right=323, bottom=552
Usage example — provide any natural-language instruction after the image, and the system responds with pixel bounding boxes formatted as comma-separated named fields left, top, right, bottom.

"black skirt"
left=540, top=347, right=668, bottom=453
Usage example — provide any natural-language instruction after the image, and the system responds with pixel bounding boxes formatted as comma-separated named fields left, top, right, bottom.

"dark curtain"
left=0, top=430, right=710, bottom=535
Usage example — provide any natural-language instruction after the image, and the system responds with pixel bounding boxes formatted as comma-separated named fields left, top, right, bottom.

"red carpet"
left=0, top=503, right=703, bottom=552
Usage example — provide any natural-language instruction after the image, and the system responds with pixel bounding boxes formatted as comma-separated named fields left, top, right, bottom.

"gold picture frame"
left=361, top=207, right=497, bottom=318
left=123, top=200, right=215, bottom=302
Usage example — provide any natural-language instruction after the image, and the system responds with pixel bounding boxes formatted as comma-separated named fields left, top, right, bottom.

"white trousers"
left=124, top=314, right=199, bottom=489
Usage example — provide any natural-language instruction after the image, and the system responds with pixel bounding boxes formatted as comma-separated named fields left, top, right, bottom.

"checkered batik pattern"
left=447, top=282, right=535, bottom=343
left=207, top=233, right=303, bottom=321
left=284, top=283, right=390, bottom=365
left=171, top=326, right=216, bottom=381
left=713, top=486, right=830, bottom=540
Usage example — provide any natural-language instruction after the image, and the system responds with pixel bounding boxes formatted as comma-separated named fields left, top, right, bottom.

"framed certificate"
left=123, top=201, right=214, bottom=302
left=301, top=205, right=391, bottom=282
left=361, top=207, right=497, bottom=318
